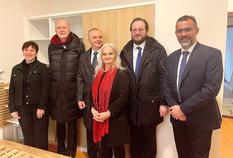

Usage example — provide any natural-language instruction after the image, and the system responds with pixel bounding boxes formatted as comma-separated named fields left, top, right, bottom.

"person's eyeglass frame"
left=131, top=28, right=146, bottom=33
left=175, top=27, right=194, bottom=34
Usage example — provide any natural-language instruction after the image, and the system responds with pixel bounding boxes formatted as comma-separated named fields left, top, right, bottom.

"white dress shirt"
left=133, top=41, right=146, bottom=72
left=176, top=42, right=197, bottom=91
left=91, top=49, right=100, bottom=65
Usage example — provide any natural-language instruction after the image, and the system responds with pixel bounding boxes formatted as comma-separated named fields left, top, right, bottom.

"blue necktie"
left=92, top=51, right=98, bottom=69
left=135, top=47, right=142, bottom=77
left=178, top=51, right=189, bottom=99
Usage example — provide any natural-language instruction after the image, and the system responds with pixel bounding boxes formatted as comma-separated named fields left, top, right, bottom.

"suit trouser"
left=18, top=110, right=49, bottom=150
left=86, top=128, right=98, bottom=158
left=130, top=125, right=156, bottom=158
left=98, top=135, right=125, bottom=158
left=56, top=119, right=77, bottom=156
left=172, top=119, right=212, bottom=158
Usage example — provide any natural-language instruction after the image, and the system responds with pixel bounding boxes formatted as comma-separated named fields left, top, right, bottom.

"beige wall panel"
left=116, top=5, right=155, bottom=51
left=82, top=10, right=116, bottom=50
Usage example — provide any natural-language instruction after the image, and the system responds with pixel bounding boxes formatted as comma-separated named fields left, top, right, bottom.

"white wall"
left=0, top=0, right=228, bottom=158
left=0, top=1, right=25, bottom=81
left=0, top=0, right=51, bottom=81
left=229, top=0, right=233, bottom=11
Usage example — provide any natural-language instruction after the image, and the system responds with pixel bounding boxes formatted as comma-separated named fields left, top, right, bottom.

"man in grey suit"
left=77, top=28, right=103, bottom=158
left=165, top=15, right=223, bottom=158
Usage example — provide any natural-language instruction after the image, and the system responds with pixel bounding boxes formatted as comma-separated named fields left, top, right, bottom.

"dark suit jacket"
left=165, top=42, right=223, bottom=131
left=77, top=48, right=95, bottom=130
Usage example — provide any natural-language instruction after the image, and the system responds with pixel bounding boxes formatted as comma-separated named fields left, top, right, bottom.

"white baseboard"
left=47, top=141, right=88, bottom=153
left=77, top=146, right=87, bottom=152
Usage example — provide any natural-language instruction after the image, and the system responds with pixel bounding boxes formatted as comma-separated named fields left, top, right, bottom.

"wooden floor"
left=49, top=117, right=233, bottom=158
left=76, top=152, right=87, bottom=158
left=76, top=117, right=233, bottom=158
left=221, top=117, right=233, bottom=158
left=221, top=81, right=233, bottom=157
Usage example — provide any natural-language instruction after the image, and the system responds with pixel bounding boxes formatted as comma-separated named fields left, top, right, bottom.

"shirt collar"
left=133, top=41, right=146, bottom=50
left=181, top=41, right=197, bottom=53
left=91, top=48, right=100, bottom=55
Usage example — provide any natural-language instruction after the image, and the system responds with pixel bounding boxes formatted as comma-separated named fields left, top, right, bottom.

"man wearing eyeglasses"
left=164, top=15, right=223, bottom=158
left=120, top=17, right=168, bottom=158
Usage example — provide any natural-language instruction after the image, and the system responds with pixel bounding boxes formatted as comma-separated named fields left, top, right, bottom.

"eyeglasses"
left=131, top=28, right=145, bottom=33
left=175, top=27, right=193, bottom=34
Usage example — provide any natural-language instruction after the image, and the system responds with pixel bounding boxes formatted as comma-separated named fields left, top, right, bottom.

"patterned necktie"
left=178, top=51, right=190, bottom=99
left=135, top=47, right=142, bottom=77
left=92, top=51, right=98, bottom=69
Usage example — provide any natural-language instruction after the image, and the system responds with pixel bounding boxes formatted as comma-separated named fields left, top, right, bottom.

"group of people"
left=8, top=15, right=223, bottom=158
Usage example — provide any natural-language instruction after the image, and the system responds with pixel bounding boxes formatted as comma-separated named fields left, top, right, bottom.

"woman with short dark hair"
left=8, top=41, right=49, bottom=150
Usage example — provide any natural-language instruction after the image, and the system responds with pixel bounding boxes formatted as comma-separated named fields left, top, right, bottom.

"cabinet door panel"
left=116, top=5, right=155, bottom=51
left=82, top=10, right=116, bottom=50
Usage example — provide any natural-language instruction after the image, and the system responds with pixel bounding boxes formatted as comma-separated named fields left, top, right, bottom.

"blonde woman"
left=91, top=43, right=130, bottom=158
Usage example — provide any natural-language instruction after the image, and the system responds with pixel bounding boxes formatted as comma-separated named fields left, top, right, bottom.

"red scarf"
left=92, top=66, right=117, bottom=143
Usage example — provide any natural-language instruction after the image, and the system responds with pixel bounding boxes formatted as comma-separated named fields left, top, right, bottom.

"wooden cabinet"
left=25, top=4, right=154, bottom=63
left=82, top=4, right=155, bottom=51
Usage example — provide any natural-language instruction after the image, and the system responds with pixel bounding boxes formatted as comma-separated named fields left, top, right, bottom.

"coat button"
left=26, top=102, right=29, bottom=104
left=152, top=99, right=154, bottom=103
left=26, top=95, right=28, bottom=98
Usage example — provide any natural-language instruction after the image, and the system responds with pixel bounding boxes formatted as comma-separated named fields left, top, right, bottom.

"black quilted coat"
left=48, top=32, right=85, bottom=123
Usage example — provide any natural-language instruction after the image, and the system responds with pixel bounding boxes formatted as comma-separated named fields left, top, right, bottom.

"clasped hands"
left=91, top=107, right=111, bottom=122
left=11, top=108, right=45, bottom=119
left=78, top=101, right=111, bottom=122
left=169, top=105, right=186, bottom=121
